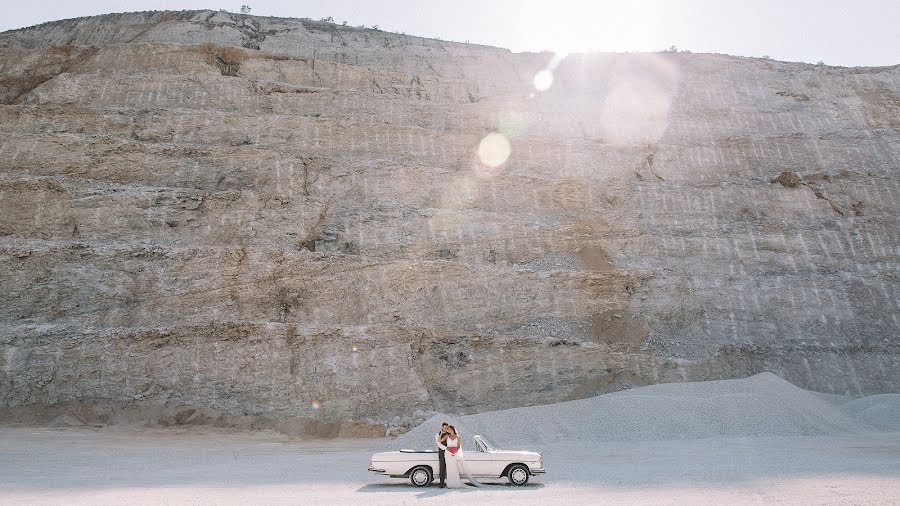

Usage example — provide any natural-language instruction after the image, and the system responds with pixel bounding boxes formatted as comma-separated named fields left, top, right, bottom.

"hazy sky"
left=1, top=0, right=897, bottom=67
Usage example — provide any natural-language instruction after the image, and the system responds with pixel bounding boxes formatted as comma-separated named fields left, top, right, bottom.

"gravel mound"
left=841, top=394, right=900, bottom=430
left=392, top=373, right=885, bottom=450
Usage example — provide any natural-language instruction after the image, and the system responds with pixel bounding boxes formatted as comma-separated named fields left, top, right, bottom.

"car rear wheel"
left=508, top=464, right=529, bottom=486
left=409, top=466, right=432, bottom=487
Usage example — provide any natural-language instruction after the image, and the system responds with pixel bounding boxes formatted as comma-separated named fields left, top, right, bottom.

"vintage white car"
left=368, top=435, right=545, bottom=486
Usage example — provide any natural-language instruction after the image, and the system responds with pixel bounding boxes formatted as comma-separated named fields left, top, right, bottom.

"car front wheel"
left=409, top=466, right=432, bottom=487
left=508, top=464, right=529, bottom=486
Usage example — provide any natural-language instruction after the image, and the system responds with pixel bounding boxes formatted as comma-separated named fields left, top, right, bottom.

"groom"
left=435, top=421, right=450, bottom=488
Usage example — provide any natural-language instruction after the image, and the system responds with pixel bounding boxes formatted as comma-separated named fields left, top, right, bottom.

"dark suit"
left=437, top=431, right=448, bottom=485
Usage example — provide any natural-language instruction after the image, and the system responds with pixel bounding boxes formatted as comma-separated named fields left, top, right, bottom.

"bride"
left=444, top=425, right=465, bottom=488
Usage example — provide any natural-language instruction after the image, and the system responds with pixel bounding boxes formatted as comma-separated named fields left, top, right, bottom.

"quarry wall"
left=0, top=11, right=898, bottom=426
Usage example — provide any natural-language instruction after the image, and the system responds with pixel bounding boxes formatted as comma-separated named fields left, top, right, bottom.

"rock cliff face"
left=1, top=11, right=898, bottom=428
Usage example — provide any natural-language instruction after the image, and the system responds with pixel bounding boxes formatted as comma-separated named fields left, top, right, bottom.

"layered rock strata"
left=0, top=11, right=898, bottom=427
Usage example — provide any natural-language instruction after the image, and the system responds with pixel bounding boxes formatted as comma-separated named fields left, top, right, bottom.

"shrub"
left=199, top=43, right=248, bottom=77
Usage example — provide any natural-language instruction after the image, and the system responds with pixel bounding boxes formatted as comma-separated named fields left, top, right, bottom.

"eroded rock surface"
left=0, top=11, right=898, bottom=427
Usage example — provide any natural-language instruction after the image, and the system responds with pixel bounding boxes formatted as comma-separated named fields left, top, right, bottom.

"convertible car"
left=368, top=435, right=545, bottom=486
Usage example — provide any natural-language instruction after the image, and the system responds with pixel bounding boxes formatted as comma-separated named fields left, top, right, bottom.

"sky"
left=0, top=0, right=897, bottom=67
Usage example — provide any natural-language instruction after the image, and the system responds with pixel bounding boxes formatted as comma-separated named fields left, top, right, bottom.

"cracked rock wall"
left=1, top=10, right=898, bottom=425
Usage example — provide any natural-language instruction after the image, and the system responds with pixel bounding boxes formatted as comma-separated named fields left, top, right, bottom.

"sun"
left=520, top=1, right=662, bottom=54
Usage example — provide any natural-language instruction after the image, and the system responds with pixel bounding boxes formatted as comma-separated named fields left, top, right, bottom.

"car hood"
left=492, top=450, right=541, bottom=460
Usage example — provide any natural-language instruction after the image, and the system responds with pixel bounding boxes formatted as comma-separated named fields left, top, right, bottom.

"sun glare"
left=521, top=1, right=662, bottom=54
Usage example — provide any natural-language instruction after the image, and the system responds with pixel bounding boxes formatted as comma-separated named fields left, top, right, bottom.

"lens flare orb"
left=533, top=69, right=554, bottom=91
left=477, top=133, right=511, bottom=168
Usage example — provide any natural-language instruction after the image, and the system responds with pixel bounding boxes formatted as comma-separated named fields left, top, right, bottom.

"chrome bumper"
left=530, top=467, right=546, bottom=475
left=368, top=467, right=386, bottom=473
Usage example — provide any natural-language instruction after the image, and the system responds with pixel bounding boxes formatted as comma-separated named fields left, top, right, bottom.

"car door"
left=462, top=438, right=493, bottom=477
left=489, top=450, right=509, bottom=477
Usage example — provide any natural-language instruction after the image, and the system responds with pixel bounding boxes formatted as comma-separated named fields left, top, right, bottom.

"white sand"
left=2, top=373, right=899, bottom=504
left=2, top=427, right=899, bottom=504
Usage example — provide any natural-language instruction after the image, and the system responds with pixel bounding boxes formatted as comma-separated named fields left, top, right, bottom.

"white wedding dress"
left=444, top=436, right=464, bottom=488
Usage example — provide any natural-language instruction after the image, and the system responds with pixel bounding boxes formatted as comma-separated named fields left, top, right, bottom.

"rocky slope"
left=0, top=10, right=897, bottom=430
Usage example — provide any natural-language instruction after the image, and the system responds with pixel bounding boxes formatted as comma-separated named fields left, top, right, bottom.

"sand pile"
left=392, top=373, right=889, bottom=450
left=841, top=394, right=900, bottom=430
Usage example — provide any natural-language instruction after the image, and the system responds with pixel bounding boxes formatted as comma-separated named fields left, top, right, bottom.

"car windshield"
left=476, top=436, right=496, bottom=451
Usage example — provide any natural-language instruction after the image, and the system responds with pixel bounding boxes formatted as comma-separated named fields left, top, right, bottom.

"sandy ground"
left=2, top=427, right=899, bottom=504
